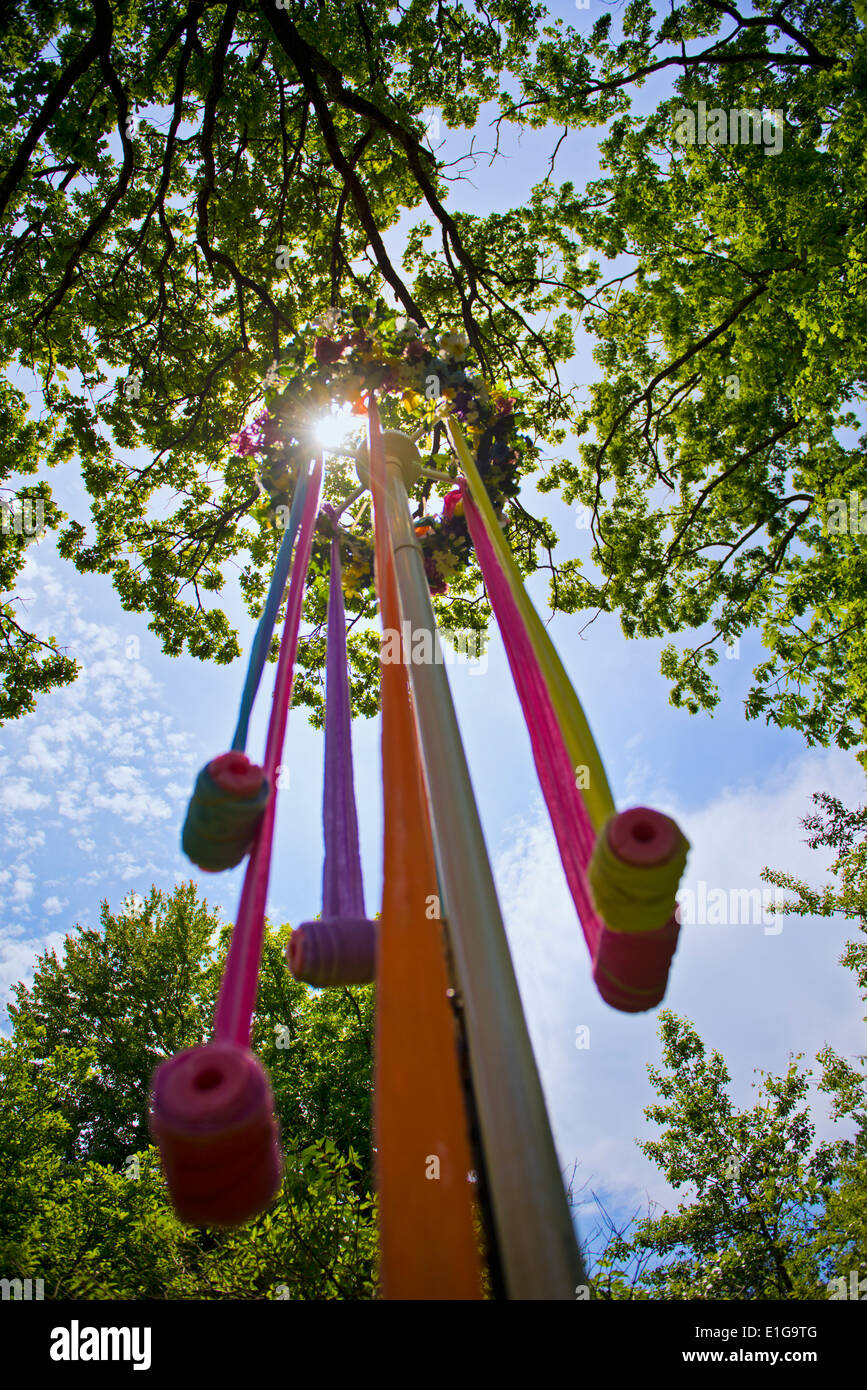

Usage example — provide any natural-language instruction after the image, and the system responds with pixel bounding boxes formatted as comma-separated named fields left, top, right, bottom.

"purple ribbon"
left=322, top=535, right=366, bottom=919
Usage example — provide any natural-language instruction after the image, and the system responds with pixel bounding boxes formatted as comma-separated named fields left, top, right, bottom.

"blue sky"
left=1, top=0, right=864, bottom=1259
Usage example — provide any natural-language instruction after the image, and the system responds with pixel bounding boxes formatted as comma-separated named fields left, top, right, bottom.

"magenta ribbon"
left=459, top=479, right=607, bottom=956
left=459, top=479, right=681, bottom=1010
left=213, top=456, right=324, bottom=1046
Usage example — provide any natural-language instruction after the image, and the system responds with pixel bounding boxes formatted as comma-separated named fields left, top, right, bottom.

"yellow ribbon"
left=448, top=416, right=616, bottom=831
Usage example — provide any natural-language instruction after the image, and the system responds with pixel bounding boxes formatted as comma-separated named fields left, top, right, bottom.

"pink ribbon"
left=459, top=479, right=607, bottom=956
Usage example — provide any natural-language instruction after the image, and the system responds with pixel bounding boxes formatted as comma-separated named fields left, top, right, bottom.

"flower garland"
left=230, top=304, right=529, bottom=598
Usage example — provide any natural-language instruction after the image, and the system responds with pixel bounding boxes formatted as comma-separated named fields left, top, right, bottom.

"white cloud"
left=0, top=927, right=67, bottom=1025
left=3, top=820, right=46, bottom=850
left=0, top=551, right=194, bottom=965
left=70, top=617, right=121, bottom=654
left=105, top=764, right=143, bottom=792
left=55, top=788, right=95, bottom=822
left=9, top=864, right=37, bottom=905
left=91, top=785, right=172, bottom=825
left=0, top=778, right=51, bottom=814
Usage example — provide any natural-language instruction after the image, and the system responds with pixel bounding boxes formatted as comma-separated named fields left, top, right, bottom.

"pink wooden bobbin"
left=606, top=805, right=681, bottom=868
left=208, top=750, right=266, bottom=797
left=592, top=806, right=684, bottom=1013
left=149, top=1042, right=282, bottom=1226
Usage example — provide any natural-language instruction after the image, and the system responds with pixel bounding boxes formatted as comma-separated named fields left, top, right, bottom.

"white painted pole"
left=381, top=457, right=587, bottom=1300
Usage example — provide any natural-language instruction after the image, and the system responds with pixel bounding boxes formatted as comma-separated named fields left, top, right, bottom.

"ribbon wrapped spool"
left=149, top=1042, right=282, bottom=1226
left=286, top=917, right=377, bottom=986
left=181, top=752, right=270, bottom=872
left=589, top=807, right=688, bottom=1013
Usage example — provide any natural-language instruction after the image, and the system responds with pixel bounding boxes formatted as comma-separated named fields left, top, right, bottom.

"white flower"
left=438, top=330, right=469, bottom=360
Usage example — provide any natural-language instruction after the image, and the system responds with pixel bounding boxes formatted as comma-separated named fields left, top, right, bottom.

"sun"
left=314, top=404, right=360, bottom=453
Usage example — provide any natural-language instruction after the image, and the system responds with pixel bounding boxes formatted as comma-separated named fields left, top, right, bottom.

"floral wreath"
left=229, top=304, right=530, bottom=598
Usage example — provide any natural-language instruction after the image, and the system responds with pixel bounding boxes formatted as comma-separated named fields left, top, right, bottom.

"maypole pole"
left=159, top=307, right=687, bottom=1296
left=368, top=410, right=586, bottom=1300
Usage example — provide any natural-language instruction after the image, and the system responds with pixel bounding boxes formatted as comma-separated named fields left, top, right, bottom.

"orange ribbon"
left=368, top=397, right=484, bottom=1299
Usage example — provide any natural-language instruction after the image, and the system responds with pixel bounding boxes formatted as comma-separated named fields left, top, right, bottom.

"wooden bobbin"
left=181, top=753, right=270, bottom=873
left=286, top=917, right=377, bottom=986
left=150, top=1042, right=282, bottom=1226
left=591, top=806, right=685, bottom=1014
left=606, top=805, right=681, bottom=869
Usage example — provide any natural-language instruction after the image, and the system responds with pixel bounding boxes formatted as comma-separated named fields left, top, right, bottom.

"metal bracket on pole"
left=381, top=459, right=587, bottom=1300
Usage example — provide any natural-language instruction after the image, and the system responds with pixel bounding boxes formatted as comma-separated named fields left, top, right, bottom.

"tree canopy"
left=1, top=0, right=864, bottom=766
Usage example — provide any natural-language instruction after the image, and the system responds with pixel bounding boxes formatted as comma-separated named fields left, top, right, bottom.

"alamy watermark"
left=381, top=620, right=487, bottom=674
left=676, top=882, right=785, bottom=935
left=1, top=497, right=45, bottom=537
left=1, top=1276, right=44, bottom=1300
left=823, top=491, right=867, bottom=535
left=827, top=1270, right=867, bottom=1299
left=50, top=1323, right=151, bottom=1370
left=423, top=108, right=441, bottom=142
left=674, top=102, right=784, bottom=156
